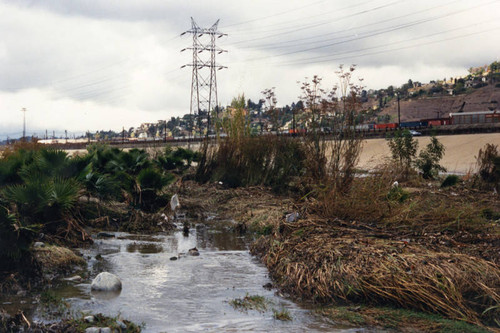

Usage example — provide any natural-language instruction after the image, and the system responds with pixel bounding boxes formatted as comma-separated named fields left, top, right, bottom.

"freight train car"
left=400, top=121, right=428, bottom=128
left=450, top=111, right=500, bottom=125
left=374, top=123, right=398, bottom=130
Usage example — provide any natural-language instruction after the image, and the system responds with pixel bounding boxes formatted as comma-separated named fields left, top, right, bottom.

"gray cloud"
left=1, top=0, right=499, bottom=137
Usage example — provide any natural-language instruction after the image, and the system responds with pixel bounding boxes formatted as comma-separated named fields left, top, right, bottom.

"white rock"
left=34, top=242, right=45, bottom=248
left=63, top=275, right=82, bottom=282
left=85, top=328, right=100, bottom=333
left=100, top=328, right=111, bottom=333
left=90, top=272, right=122, bottom=292
left=84, top=315, right=94, bottom=323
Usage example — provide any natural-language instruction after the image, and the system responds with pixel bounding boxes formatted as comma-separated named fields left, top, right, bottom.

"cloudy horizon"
left=1, top=0, right=499, bottom=139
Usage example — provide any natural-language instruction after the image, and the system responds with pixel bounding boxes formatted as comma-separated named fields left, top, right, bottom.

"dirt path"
left=358, top=133, right=500, bottom=174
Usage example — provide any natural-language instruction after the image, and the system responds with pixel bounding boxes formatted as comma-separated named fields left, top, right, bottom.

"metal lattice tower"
left=181, top=18, right=227, bottom=135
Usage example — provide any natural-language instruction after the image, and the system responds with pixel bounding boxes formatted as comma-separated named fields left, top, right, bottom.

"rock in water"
left=90, top=272, right=122, bottom=292
left=85, top=328, right=101, bottom=333
left=188, top=247, right=200, bottom=256
left=97, top=232, right=115, bottom=239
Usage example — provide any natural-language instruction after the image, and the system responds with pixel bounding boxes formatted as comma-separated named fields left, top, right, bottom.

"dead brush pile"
left=251, top=218, right=500, bottom=326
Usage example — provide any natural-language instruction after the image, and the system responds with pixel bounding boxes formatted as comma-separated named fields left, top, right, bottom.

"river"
left=3, top=220, right=368, bottom=332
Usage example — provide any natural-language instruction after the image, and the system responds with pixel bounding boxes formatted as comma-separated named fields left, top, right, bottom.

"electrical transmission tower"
left=181, top=18, right=227, bottom=137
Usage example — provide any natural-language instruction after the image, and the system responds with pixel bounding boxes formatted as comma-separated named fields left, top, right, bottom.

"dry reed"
left=251, top=219, right=500, bottom=325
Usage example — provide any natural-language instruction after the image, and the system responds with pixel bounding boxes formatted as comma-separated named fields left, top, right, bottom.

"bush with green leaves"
left=156, top=146, right=201, bottom=171
left=414, top=135, right=446, bottom=179
left=386, top=129, right=418, bottom=175
left=0, top=202, right=38, bottom=271
left=441, top=175, right=459, bottom=188
left=0, top=146, right=177, bottom=244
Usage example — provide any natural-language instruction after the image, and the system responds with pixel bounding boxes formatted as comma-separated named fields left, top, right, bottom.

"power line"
left=237, top=0, right=464, bottom=50
left=227, top=0, right=498, bottom=64
left=226, top=0, right=404, bottom=46
left=276, top=20, right=497, bottom=66
left=225, top=0, right=377, bottom=34
left=221, top=0, right=329, bottom=28
left=277, top=26, right=500, bottom=67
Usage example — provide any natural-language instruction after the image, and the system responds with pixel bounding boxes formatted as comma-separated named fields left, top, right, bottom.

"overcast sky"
left=1, top=0, right=499, bottom=139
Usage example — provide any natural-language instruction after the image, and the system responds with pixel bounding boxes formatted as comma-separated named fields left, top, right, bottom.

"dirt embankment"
left=358, top=133, right=500, bottom=174
left=366, top=85, right=500, bottom=122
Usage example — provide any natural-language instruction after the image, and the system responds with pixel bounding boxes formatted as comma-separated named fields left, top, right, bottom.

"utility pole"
left=122, top=127, right=125, bottom=144
left=181, top=18, right=227, bottom=140
left=397, top=93, right=401, bottom=126
left=65, top=130, right=68, bottom=143
left=21, top=108, right=27, bottom=140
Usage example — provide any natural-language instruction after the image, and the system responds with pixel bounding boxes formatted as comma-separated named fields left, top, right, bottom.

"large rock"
left=90, top=272, right=122, bottom=292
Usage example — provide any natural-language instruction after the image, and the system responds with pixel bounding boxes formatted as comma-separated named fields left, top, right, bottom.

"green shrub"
left=441, top=175, right=459, bottom=188
left=0, top=203, right=38, bottom=271
left=387, top=129, right=418, bottom=176
left=415, top=135, right=446, bottom=179
left=387, top=185, right=409, bottom=203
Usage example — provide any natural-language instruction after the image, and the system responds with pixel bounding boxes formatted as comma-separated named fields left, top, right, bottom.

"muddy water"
left=6, top=223, right=366, bottom=332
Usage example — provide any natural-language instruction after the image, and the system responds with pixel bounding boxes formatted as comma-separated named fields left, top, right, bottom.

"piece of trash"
left=170, top=194, right=180, bottom=212
left=286, top=212, right=299, bottom=223
left=392, top=181, right=399, bottom=188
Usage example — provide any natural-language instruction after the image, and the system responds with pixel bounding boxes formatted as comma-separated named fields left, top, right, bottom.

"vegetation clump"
left=386, top=129, right=418, bottom=176
left=441, top=174, right=459, bottom=188
left=475, top=143, right=500, bottom=192
left=251, top=218, right=499, bottom=326
left=415, top=134, right=446, bottom=179
left=229, top=294, right=268, bottom=312
left=272, top=308, right=292, bottom=321
left=0, top=311, right=142, bottom=332
left=0, top=143, right=196, bottom=284
left=319, top=306, right=490, bottom=332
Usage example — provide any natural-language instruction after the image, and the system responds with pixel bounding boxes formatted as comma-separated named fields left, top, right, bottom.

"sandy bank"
left=358, top=133, right=500, bottom=174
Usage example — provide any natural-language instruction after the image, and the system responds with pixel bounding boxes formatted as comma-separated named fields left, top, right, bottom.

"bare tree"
left=299, top=66, right=363, bottom=191
left=261, top=87, right=278, bottom=132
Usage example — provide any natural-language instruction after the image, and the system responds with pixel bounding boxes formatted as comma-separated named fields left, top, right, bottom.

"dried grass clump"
left=34, top=245, right=86, bottom=274
left=251, top=220, right=500, bottom=325
left=316, top=163, right=499, bottom=235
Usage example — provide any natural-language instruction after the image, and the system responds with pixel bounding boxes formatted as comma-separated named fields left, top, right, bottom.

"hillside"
left=377, top=86, right=500, bottom=122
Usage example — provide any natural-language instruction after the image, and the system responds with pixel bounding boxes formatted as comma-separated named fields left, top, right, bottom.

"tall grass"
left=197, top=67, right=364, bottom=195
left=196, top=96, right=307, bottom=192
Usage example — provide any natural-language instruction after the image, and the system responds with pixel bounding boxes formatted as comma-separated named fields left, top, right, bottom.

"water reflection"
left=91, top=290, right=121, bottom=300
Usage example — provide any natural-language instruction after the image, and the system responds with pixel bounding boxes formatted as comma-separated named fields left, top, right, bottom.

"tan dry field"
left=358, top=132, right=500, bottom=174
left=61, top=133, right=500, bottom=174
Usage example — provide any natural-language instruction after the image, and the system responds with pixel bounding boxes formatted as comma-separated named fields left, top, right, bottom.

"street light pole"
left=21, top=108, right=27, bottom=140
left=397, top=93, right=401, bottom=126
